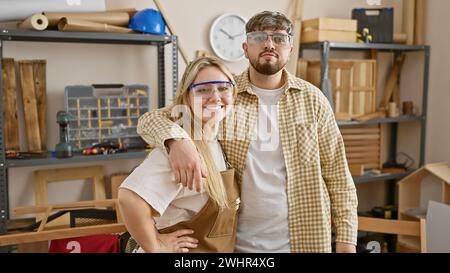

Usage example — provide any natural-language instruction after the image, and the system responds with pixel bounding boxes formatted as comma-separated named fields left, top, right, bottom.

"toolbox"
left=64, top=84, right=150, bottom=151
left=352, top=7, right=394, bottom=43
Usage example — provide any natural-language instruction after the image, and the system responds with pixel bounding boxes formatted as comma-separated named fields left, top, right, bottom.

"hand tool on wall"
left=55, top=111, right=73, bottom=158
left=153, top=0, right=189, bottom=65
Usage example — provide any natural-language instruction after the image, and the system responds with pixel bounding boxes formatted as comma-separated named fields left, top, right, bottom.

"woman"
left=118, top=56, right=240, bottom=253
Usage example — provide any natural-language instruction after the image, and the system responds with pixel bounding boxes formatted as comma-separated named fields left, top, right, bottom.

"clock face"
left=209, top=13, right=247, bottom=62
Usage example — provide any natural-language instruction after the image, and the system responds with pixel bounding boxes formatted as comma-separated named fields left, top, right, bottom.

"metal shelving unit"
left=301, top=41, right=430, bottom=253
left=300, top=41, right=430, bottom=195
left=0, top=29, right=179, bottom=251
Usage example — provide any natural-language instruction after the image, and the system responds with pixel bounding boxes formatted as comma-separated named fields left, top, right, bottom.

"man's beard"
left=249, top=53, right=287, bottom=75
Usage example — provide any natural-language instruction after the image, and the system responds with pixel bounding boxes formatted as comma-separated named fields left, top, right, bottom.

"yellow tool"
left=357, top=27, right=373, bottom=43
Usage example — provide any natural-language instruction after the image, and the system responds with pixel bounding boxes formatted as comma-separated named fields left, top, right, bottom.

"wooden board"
left=301, top=29, right=356, bottom=44
left=32, top=60, right=47, bottom=151
left=414, top=0, right=424, bottom=45
left=341, top=124, right=383, bottom=169
left=18, top=61, right=42, bottom=152
left=403, top=0, right=416, bottom=45
left=302, top=18, right=357, bottom=32
left=2, top=58, right=20, bottom=151
left=0, top=223, right=126, bottom=246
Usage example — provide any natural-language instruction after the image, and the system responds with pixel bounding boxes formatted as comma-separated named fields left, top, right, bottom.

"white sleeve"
left=119, top=148, right=182, bottom=216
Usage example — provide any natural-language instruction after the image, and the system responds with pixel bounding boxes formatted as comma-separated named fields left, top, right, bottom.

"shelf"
left=0, top=29, right=172, bottom=45
left=6, top=150, right=148, bottom=168
left=301, top=42, right=429, bottom=52
left=337, top=115, right=423, bottom=126
left=353, top=168, right=416, bottom=184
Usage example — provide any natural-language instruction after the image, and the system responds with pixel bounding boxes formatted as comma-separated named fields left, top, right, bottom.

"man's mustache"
left=259, top=50, right=279, bottom=58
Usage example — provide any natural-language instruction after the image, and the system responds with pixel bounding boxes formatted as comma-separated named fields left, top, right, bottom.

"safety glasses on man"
left=246, top=31, right=293, bottom=47
left=189, top=81, right=235, bottom=98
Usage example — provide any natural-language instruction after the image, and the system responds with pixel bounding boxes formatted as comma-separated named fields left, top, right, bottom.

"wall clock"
left=209, top=13, right=247, bottom=62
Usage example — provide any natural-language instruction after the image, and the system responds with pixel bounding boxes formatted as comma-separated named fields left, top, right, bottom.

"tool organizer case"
left=64, top=84, right=150, bottom=151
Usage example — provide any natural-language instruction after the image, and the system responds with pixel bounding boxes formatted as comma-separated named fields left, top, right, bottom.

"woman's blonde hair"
left=170, top=56, right=236, bottom=208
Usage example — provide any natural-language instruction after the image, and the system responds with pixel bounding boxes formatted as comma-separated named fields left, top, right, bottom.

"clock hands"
left=232, top=32, right=245, bottom=39
left=220, top=28, right=234, bottom=40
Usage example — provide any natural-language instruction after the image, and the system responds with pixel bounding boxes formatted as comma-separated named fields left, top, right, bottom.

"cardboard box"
left=301, top=18, right=357, bottom=43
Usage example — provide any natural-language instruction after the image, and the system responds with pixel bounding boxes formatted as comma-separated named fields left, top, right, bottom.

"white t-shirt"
left=120, top=139, right=227, bottom=230
left=234, top=84, right=290, bottom=253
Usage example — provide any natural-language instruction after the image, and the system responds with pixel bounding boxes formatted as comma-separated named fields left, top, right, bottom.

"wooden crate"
left=340, top=124, right=384, bottom=170
left=301, top=18, right=357, bottom=43
left=300, top=59, right=377, bottom=120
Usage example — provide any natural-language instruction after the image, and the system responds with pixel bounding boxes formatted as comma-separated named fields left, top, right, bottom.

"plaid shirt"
left=137, top=68, right=358, bottom=252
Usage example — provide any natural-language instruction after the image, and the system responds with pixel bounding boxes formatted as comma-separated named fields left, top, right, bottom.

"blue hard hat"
left=128, top=9, right=166, bottom=35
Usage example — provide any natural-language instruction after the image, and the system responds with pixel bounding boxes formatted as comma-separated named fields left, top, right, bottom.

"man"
left=137, top=11, right=358, bottom=253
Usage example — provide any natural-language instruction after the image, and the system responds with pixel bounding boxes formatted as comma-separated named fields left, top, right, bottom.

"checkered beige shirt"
left=137, top=68, right=358, bottom=253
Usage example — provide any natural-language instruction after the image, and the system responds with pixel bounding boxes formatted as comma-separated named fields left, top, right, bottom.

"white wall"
left=1, top=0, right=448, bottom=216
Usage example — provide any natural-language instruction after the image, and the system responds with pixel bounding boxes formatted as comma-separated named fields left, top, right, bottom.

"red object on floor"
left=49, top=234, right=119, bottom=253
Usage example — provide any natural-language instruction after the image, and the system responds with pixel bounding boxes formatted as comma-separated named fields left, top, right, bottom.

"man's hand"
left=166, top=139, right=207, bottom=192
left=154, top=229, right=199, bottom=253
left=336, top=242, right=356, bottom=253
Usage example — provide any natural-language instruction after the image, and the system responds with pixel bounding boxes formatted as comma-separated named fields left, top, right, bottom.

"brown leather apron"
left=159, top=168, right=240, bottom=252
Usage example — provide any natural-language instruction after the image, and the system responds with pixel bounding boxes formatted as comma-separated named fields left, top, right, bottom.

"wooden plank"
left=32, top=60, right=47, bottom=151
left=18, top=61, right=42, bottom=152
left=37, top=206, right=52, bottom=232
left=14, top=199, right=118, bottom=215
left=340, top=128, right=380, bottom=135
left=358, top=216, right=421, bottom=236
left=301, top=29, right=356, bottom=43
left=0, top=223, right=126, bottom=246
left=286, top=0, right=303, bottom=75
left=346, top=152, right=380, bottom=158
left=414, top=0, right=425, bottom=45
left=379, top=55, right=405, bottom=109
left=420, top=218, right=427, bottom=253
left=2, top=58, right=20, bottom=151
left=342, top=134, right=380, bottom=141
left=345, top=146, right=379, bottom=152
left=302, top=18, right=357, bottom=31
left=17, top=241, right=48, bottom=253
left=403, top=0, right=416, bottom=45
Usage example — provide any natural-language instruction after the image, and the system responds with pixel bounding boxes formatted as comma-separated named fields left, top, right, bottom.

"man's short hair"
left=246, top=11, right=293, bottom=35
